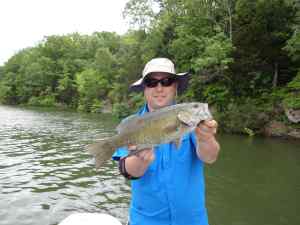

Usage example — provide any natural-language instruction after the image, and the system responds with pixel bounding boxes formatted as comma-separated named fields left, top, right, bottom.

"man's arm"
left=195, top=120, right=220, bottom=164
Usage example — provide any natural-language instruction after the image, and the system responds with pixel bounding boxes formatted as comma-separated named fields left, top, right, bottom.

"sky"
left=0, top=0, right=130, bottom=66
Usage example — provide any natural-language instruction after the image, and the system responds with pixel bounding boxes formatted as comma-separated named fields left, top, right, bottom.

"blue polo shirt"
left=112, top=104, right=209, bottom=225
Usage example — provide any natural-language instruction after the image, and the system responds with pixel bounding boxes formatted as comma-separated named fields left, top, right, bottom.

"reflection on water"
left=0, top=106, right=130, bottom=225
left=0, top=105, right=299, bottom=225
left=206, top=134, right=300, bottom=225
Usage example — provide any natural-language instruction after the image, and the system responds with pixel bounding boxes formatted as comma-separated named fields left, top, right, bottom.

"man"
left=113, top=58, right=220, bottom=225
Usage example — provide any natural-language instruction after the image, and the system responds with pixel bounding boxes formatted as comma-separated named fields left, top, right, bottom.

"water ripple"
left=1, top=106, right=300, bottom=225
left=0, top=106, right=129, bottom=225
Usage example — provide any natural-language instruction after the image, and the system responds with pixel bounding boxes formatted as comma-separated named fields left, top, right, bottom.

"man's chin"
left=153, top=100, right=172, bottom=109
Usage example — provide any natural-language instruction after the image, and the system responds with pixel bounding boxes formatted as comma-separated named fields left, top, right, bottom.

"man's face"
left=143, top=72, right=177, bottom=111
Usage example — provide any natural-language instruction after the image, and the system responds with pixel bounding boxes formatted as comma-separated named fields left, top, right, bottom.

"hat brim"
left=130, top=72, right=190, bottom=94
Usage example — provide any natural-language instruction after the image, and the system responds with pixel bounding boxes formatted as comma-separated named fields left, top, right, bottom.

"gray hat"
left=130, top=58, right=190, bottom=93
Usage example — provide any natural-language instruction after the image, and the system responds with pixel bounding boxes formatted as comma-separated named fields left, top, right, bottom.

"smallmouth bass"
left=87, top=102, right=213, bottom=169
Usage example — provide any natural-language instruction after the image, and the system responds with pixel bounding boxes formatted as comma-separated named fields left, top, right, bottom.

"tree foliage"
left=0, top=0, right=299, bottom=132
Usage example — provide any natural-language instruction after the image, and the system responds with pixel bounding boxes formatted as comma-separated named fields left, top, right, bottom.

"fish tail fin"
left=86, top=139, right=115, bottom=169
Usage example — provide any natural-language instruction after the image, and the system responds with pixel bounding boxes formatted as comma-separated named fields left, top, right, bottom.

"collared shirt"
left=112, top=104, right=209, bottom=225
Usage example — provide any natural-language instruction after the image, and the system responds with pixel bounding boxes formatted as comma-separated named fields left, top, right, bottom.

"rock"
left=284, top=108, right=300, bottom=123
left=287, top=130, right=300, bottom=139
left=264, top=120, right=300, bottom=139
left=264, top=121, right=289, bottom=137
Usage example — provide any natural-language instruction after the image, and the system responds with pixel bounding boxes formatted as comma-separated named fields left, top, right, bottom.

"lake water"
left=0, top=105, right=299, bottom=225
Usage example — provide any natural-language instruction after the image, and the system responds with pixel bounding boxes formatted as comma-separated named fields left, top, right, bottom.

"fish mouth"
left=197, top=120, right=204, bottom=127
left=180, top=120, right=196, bottom=127
left=188, top=118, right=203, bottom=127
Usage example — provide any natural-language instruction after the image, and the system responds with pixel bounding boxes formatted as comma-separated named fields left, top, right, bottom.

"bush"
left=283, top=71, right=300, bottom=109
left=283, top=93, right=300, bottom=109
left=217, top=98, right=270, bottom=134
left=27, top=95, right=57, bottom=107
left=91, top=99, right=103, bottom=113
left=0, top=81, right=12, bottom=104
left=77, top=97, right=92, bottom=112
left=128, top=93, right=144, bottom=110
left=112, top=102, right=132, bottom=119
left=202, top=84, right=231, bottom=111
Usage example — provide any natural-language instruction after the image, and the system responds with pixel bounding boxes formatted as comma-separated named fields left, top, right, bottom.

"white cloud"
left=0, top=0, right=129, bottom=65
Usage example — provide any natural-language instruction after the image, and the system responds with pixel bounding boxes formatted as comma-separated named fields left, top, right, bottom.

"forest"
left=0, top=0, right=299, bottom=137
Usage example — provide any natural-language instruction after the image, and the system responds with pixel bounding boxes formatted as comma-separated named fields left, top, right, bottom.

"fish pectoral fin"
left=127, top=144, right=154, bottom=157
left=135, top=144, right=153, bottom=151
left=173, top=123, right=188, bottom=149
left=177, top=111, right=192, bottom=126
left=173, top=137, right=182, bottom=150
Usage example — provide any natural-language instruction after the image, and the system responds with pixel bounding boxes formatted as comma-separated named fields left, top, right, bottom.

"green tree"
left=76, top=68, right=109, bottom=112
left=123, top=0, right=157, bottom=30
left=232, top=0, right=297, bottom=96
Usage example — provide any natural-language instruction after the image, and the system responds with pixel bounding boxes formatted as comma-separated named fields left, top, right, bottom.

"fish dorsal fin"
left=116, top=104, right=180, bottom=134
left=116, top=114, right=143, bottom=134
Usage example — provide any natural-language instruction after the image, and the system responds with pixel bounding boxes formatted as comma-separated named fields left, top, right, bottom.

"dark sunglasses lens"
left=144, top=77, right=175, bottom=88
left=144, top=79, right=158, bottom=87
left=161, top=77, right=175, bottom=86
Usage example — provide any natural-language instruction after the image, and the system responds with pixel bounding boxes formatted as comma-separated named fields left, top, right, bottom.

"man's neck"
left=147, top=102, right=175, bottom=112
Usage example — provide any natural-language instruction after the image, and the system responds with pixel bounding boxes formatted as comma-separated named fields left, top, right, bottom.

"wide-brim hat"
left=130, top=58, right=190, bottom=93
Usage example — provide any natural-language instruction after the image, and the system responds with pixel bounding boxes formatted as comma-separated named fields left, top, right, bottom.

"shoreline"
left=1, top=103, right=299, bottom=140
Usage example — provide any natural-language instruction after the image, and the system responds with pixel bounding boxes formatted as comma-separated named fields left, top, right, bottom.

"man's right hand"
left=125, top=145, right=155, bottom=177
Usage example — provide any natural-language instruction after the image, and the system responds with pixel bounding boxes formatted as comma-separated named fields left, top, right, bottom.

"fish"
left=87, top=102, right=213, bottom=169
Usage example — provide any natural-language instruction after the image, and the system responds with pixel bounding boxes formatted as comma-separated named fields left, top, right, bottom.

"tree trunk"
left=227, top=0, right=233, bottom=41
left=272, top=62, right=278, bottom=88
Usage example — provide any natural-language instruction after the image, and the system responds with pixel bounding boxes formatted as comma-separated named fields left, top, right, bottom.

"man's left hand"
left=194, top=120, right=220, bottom=164
left=195, top=120, right=218, bottom=142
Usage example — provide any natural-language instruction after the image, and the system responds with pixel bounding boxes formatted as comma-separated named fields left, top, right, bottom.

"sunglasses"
left=144, top=77, right=177, bottom=88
